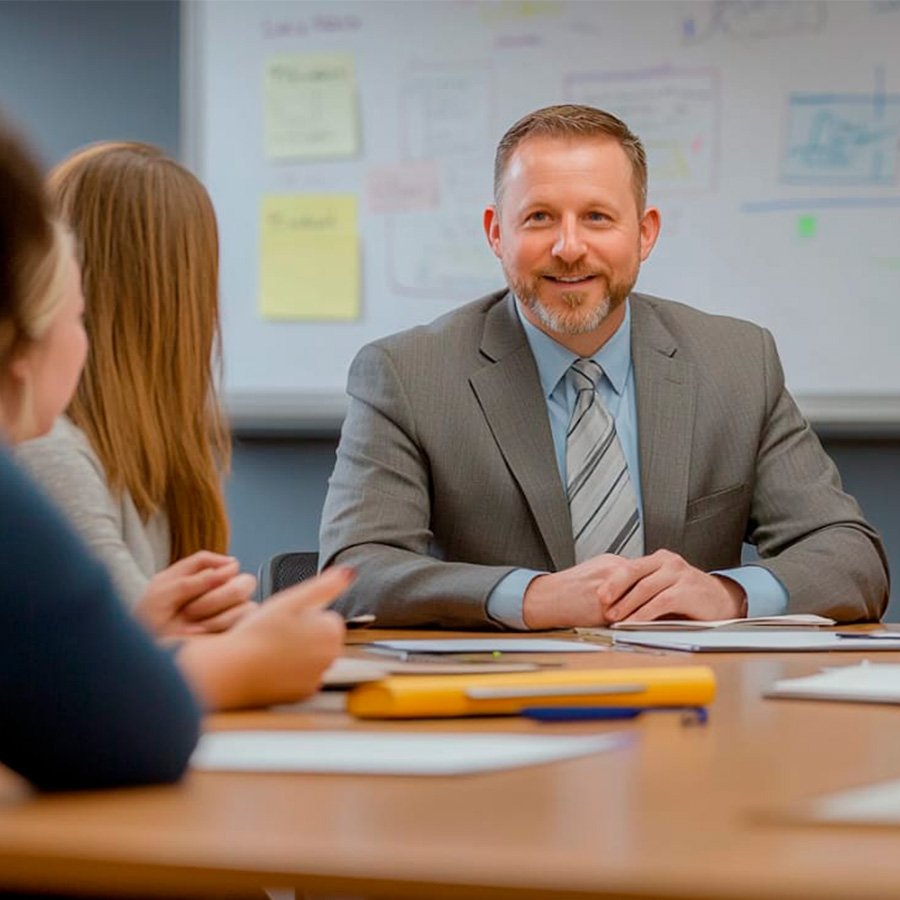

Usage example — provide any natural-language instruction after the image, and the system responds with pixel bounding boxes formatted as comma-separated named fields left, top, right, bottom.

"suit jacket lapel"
left=469, top=294, right=574, bottom=571
left=631, top=296, right=696, bottom=554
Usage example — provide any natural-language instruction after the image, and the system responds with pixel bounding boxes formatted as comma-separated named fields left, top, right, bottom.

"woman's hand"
left=175, top=567, right=351, bottom=710
left=135, top=551, right=257, bottom=637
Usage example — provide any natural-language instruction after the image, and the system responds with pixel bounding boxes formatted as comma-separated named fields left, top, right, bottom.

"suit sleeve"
left=0, top=451, right=200, bottom=791
left=747, top=329, right=889, bottom=622
left=319, top=343, right=514, bottom=628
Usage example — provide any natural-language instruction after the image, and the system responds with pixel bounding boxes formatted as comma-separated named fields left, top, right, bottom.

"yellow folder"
left=347, top=666, right=716, bottom=719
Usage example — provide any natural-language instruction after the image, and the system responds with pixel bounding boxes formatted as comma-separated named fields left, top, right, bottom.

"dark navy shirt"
left=0, top=446, right=200, bottom=792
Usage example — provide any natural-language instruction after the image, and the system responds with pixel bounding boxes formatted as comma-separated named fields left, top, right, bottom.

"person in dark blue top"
left=0, top=446, right=201, bottom=791
left=0, top=114, right=351, bottom=798
left=0, top=116, right=200, bottom=791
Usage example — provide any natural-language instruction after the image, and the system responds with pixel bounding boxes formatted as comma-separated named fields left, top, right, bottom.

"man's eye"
left=587, top=211, right=608, bottom=222
left=528, top=211, right=548, bottom=222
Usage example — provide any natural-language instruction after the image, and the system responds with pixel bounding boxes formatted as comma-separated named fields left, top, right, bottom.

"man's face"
left=484, top=135, right=659, bottom=342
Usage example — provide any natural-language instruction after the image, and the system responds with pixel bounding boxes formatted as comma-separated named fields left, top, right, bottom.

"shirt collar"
left=514, top=297, right=633, bottom=398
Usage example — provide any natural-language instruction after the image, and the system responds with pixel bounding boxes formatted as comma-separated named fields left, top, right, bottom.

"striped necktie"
left=565, top=359, right=644, bottom=563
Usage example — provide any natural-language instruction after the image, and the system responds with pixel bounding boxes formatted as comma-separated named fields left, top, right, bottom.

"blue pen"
left=521, top=706, right=708, bottom=724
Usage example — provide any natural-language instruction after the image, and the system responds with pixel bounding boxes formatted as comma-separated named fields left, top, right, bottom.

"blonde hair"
left=0, top=118, right=68, bottom=370
left=48, top=142, right=230, bottom=560
left=18, top=222, right=75, bottom=340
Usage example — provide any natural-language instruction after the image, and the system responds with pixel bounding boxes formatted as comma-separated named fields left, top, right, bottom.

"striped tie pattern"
left=565, top=359, right=643, bottom=563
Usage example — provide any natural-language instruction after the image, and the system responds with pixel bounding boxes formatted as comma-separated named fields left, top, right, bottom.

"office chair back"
left=257, top=551, right=319, bottom=600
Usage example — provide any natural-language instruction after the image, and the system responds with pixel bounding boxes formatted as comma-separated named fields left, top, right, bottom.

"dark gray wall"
left=0, top=1, right=180, bottom=166
left=4, top=0, right=899, bottom=619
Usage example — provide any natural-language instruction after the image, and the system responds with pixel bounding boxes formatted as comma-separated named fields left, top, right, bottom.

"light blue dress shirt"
left=486, top=299, right=788, bottom=629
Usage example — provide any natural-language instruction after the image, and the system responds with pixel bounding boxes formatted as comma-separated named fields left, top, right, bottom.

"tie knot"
left=570, top=358, right=602, bottom=392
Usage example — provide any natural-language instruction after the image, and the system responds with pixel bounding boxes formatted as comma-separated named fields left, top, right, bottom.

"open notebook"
left=600, top=614, right=835, bottom=632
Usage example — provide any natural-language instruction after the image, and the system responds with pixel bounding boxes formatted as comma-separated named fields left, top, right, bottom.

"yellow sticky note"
left=259, top=195, right=359, bottom=321
left=264, top=53, right=359, bottom=160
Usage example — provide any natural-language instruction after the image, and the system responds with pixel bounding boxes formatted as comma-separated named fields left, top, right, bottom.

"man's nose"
left=551, top=217, right=587, bottom=264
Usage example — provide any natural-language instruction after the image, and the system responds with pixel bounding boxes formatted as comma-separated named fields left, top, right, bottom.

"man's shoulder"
left=632, top=292, right=770, bottom=350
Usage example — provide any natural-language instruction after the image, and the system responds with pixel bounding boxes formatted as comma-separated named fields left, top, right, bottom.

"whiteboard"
left=184, top=0, right=900, bottom=429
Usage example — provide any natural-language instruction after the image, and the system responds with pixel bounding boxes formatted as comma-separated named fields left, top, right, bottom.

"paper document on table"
left=766, top=663, right=900, bottom=703
left=604, top=614, right=835, bottom=631
left=609, top=631, right=900, bottom=653
left=364, top=639, right=602, bottom=655
left=800, top=777, right=900, bottom=826
left=322, top=656, right=542, bottom=685
left=322, top=657, right=390, bottom=686
left=191, top=731, right=626, bottom=776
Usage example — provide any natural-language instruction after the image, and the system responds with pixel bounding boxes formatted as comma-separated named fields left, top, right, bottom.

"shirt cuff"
left=486, top=569, right=546, bottom=630
left=712, top=565, right=788, bottom=617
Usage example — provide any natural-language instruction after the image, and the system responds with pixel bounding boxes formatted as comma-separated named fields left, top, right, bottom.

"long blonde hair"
left=48, top=142, right=230, bottom=559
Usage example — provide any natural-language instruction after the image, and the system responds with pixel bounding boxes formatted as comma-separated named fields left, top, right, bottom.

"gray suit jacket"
left=320, top=291, right=888, bottom=627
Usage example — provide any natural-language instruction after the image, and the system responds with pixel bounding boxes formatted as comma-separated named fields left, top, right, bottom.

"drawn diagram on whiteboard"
left=386, top=212, right=498, bottom=299
left=399, top=65, right=494, bottom=160
left=387, top=63, right=498, bottom=298
left=782, top=93, right=900, bottom=185
left=565, top=66, right=720, bottom=194
left=682, top=1, right=827, bottom=43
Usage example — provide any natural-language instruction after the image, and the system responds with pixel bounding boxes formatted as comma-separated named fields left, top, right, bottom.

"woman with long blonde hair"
left=19, top=142, right=250, bottom=635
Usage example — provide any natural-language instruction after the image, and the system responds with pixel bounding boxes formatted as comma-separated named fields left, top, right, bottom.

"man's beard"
left=508, top=266, right=636, bottom=336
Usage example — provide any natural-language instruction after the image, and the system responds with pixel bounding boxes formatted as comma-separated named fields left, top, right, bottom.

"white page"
left=322, top=657, right=391, bottom=686
left=767, top=663, right=900, bottom=703
left=322, top=656, right=541, bottom=684
left=365, top=639, right=602, bottom=655
left=812, top=778, right=900, bottom=825
left=605, top=614, right=835, bottom=631
left=191, top=731, right=627, bottom=776
left=611, top=631, right=900, bottom=653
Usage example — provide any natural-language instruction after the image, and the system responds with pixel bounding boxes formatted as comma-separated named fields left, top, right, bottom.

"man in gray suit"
left=320, top=105, right=888, bottom=629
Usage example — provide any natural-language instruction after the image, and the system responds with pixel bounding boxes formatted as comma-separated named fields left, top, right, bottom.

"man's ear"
left=483, top=205, right=502, bottom=259
left=639, top=206, right=661, bottom=262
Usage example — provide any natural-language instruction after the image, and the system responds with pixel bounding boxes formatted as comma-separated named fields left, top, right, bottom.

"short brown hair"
left=493, top=104, right=648, bottom=211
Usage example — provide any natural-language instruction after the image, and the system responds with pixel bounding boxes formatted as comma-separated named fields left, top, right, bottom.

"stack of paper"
left=191, top=731, right=628, bottom=776
left=807, top=778, right=900, bottom=826
left=322, top=656, right=542, bottom=685
left=607, top=631, right=900, bottom=653
left=766, top=662, right=900, bottom=703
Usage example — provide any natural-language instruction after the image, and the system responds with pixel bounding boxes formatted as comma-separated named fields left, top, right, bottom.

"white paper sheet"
left=812, top=778, right=900, bottom=825
left=191, top=731, right=627, bottom=775
left=322, top=656, right=541, bottom=685
left=610, top=631, right=900, bottom=653
left=766, top=662, right=900, bottom=703
left=365, top=639, right=602, bottom=655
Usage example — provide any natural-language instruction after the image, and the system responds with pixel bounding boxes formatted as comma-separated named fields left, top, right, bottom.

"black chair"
left=257, top=551, right=319, bottom=600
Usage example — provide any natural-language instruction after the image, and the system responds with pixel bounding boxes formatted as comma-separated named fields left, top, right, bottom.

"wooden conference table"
left=2, top=629, right=900, bottom=900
